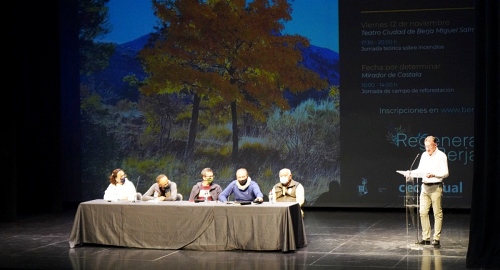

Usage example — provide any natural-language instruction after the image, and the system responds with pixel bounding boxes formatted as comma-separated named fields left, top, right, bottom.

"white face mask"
left=280, top=177, right=289, bottom=184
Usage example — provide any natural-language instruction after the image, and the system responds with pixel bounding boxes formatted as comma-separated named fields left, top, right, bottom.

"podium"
left=397, top=170, right=423, bottom=250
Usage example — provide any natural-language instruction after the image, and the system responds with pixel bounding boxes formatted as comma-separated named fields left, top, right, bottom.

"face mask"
left=206, top=177, right=214, bottom=183
left=238, top=178, right=247, bottom=185
left=280, top=177, right=289, bottom=185
left=120, top=177, right=126, bottom=183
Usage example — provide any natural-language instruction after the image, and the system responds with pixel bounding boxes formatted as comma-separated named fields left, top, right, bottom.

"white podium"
left=397, top=170, right=424, bottom=250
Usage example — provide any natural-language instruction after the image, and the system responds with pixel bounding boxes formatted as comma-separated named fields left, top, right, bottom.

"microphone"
left=407, top=153, right=420, bottom=180
left=134, top=176, right=141, bottom=202
left=135, top=176, right=141, bottom=190
left=409, top=153, right=420, bottom=171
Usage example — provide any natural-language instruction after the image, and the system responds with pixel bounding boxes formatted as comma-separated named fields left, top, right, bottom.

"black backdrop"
left=465, top=0, right=499, bottom=268
left=7, top=0, right=498, bottom=268
left=338, top=0, right=475, bottom=208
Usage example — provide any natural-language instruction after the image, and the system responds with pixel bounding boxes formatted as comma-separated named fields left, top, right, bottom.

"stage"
left=0, top=207, right=477, bottom=269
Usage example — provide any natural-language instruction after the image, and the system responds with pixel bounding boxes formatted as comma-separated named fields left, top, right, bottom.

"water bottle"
left=154, top=191, right=159, bottom=203
left=269, top=190, right=274, bottom=204
left=204, top=190, right=209, bottom=203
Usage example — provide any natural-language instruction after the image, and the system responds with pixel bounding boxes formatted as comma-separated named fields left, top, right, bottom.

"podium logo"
left=399, top=182, right=463, bottom=193
left=358, top=177, right=368, bottom=197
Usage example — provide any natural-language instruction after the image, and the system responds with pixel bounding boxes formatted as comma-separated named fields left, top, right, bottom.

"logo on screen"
left=399, top=181, right=463, bottom=194
left=358, top=178, right=368, bottom=197
left=387, top=130, right=474, bottom=165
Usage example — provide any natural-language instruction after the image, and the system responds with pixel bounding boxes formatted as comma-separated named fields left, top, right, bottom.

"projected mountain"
left=86, top=33, right=339, bottom=106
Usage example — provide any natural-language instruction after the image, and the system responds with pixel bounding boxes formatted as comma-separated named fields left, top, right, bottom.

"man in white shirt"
left=408, top=136, right=449, bottom=247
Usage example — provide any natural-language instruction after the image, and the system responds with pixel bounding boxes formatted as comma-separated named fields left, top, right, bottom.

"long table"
left=68, top=200, right=307, bottom=252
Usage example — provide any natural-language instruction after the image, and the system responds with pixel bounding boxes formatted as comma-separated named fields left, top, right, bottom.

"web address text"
left=380, top=106, right=474, bottom=114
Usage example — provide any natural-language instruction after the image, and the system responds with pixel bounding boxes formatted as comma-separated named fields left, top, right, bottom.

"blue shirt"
left=219, top=179, right=264, bottom=202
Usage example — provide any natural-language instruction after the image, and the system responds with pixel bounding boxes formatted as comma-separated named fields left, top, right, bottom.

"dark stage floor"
left=0, top=207, right=484, bottom=270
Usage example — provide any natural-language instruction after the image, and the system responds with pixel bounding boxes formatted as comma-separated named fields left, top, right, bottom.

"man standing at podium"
left=408, top=135, right=449, bottom=248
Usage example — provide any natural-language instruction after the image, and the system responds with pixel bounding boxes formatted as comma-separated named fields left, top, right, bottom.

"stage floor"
left=0, top=207, right=483, bottom=269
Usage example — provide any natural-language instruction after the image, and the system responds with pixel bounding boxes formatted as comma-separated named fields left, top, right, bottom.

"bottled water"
left=204, top=190, right=209, bottom=203
left=269, top=190, right=274, bottom=204
left=154, top=191, right=159, bottom=203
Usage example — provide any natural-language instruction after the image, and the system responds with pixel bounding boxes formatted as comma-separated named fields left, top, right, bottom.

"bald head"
left=279, top=168, right=291, bottom=177
left=236, top=168, right=249, bottom=185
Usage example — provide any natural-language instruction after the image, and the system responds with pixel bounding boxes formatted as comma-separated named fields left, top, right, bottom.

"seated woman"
left=103, top=168, right=137, bottom=201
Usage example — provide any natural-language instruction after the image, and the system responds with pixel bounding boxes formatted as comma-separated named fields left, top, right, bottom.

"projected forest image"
left=79, top=0, right=340, bottom=205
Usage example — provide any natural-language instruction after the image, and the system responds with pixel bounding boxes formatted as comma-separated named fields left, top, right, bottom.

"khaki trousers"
left=419, top=184, right=443, bottom=241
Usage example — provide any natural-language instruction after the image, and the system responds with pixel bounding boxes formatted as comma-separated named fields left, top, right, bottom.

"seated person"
left=189, top=167, right=222, bottom=202
left=142, top=174, right=179, bottom=201
left=272, top=168, right=305, bottom=216
left=219, top=168, right=263, bottom=202
left=104, top=168, right=137, bottom=201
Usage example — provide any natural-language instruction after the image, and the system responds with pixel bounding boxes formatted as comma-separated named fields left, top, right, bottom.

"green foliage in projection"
left=265, top=98, right=340, bottom=174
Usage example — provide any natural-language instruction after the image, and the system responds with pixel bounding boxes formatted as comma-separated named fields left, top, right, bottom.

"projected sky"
left=101, top=0, right=339, bottom=52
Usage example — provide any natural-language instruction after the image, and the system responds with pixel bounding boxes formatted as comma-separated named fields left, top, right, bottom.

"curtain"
left=466, top=0, right=500, bottom=268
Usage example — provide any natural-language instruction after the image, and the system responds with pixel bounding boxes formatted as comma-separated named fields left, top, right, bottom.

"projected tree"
left=139, top=0, right=328, bottom=161
left=79, top=0, right=115, bottom=75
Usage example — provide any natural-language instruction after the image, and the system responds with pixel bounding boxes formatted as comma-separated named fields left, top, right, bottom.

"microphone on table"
left=134, top=176, right=141, bottom=202
left=135, top=176, right=141, bottom=189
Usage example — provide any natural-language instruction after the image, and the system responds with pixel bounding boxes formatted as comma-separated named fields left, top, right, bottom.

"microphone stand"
left=134, top=176, right=141, bottom=202
left=406, top=153, right=421, bottom=249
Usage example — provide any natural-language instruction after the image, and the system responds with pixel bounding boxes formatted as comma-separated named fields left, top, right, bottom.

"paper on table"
left=396, top=170, right=425, bottom=178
